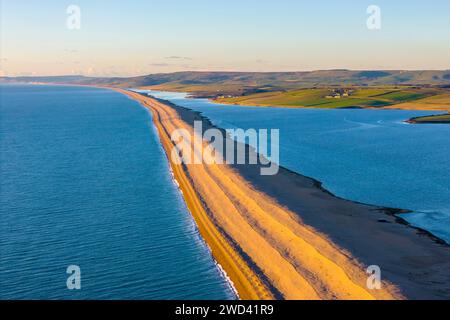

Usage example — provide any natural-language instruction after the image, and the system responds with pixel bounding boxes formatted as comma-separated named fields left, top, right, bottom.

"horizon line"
left=2, top=68, right=450, bottom=79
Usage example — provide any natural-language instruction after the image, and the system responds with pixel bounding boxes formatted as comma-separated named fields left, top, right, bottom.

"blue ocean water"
left=144, top=90, right=450, bottom=244
left=0, top=85, right=235, bottom=300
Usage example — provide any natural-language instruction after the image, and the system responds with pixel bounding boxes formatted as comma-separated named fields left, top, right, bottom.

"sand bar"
left=114, top=88, right=450, bottom=300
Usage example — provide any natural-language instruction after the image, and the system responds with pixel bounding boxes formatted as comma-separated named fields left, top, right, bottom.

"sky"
left=1, top=0, right=449, bottom=77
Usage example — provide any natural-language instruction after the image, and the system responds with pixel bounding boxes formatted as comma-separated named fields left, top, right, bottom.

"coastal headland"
left=114, top=88, right=450, bottom=300
left=406, top=113, right=450, bottom=124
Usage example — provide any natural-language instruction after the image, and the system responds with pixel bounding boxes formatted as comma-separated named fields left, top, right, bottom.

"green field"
left=215, top=87, right=448, bottom=109
left=370, top=91, right=426, bottom=102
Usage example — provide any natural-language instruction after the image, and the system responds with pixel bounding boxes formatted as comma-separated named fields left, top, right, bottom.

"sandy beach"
left=115, top=88, right=450, bottom=300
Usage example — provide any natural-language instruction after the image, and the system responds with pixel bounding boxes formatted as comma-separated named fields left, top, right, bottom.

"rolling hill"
left=2, top=71, right=449, bottom=110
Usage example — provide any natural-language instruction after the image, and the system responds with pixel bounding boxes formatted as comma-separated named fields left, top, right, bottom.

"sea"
left=0, top=84, right=236, bottom=299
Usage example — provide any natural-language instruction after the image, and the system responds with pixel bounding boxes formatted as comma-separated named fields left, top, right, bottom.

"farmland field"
left=215, top=87, right=450, bottom=110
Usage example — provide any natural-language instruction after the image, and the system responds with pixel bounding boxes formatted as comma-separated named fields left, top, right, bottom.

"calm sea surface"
left=144, top=90, right=450, bottom=244
left=0, top=85, right=235, bottom=299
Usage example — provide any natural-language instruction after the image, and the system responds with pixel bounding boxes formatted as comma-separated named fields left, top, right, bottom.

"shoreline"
left=208, top=98, right=450, bottom=111
left=114, top=88, right=450, bottom=300
left=203, top=91, right=450, bottom=112
left=144, top=104, right=240, bottom=300
left=115, top=89, right=274, bottom=300
left=406, top=113, right=450, bottom=124
left=138, top=88, right=450, bottom=126
left=135, top=87, right=449, bottom=112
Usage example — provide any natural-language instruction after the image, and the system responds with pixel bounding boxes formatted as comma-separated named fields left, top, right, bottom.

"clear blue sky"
left=1, top=0, right=449, bottom=76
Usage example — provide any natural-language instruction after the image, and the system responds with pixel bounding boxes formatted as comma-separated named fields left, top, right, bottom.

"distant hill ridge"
left=2, top=70, right=450, bottom=88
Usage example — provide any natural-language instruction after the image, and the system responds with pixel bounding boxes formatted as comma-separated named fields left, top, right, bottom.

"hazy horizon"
left=1, top=0, right=449, bottom=77
left=3, top=68, right=450, bottom=80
